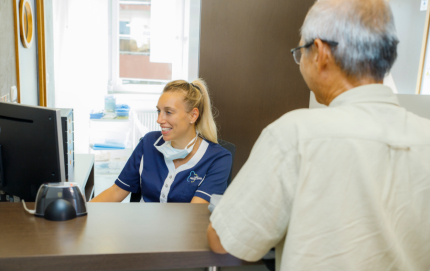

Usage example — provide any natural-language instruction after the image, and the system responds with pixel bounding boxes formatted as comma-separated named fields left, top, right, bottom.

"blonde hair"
left=163, top=78, right=218, bottom=143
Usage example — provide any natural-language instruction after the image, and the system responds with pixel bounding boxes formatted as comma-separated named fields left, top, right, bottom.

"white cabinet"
left=89, top=118, right=134, bottom=203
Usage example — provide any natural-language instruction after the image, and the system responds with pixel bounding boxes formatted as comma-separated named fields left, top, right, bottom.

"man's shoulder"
left=281, top=107, right=331, bottom=120
left=268, top=107, right=339, bottom=133
left=267, top=104, right=430, bottom=145
left=264, top=106, right=362, bottom=148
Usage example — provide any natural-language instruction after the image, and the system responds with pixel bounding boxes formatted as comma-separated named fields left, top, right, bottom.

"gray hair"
left=301, top=0, right=398, bottom=81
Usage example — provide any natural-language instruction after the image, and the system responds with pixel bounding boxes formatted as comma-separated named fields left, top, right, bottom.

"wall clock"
left=19, top=0, right=34, bottom=48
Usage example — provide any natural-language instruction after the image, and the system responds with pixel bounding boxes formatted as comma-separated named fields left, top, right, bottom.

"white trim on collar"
left=139, top=156, right=145, bottom=202
left=159, top=139, right=209, bottom=203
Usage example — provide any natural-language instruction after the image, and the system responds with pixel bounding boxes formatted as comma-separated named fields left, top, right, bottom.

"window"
left=110, top=0, right=201, bottom=94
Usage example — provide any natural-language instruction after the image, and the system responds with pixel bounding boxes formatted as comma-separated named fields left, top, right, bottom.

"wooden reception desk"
left=0, top=203, right=259, bottom=271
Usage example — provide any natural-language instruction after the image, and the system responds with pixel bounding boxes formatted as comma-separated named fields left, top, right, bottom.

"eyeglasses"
left=290, top=39, right=339, bottom=65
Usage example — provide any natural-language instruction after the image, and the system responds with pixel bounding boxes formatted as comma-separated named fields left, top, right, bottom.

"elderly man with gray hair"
left=207, top=0, right=430, bottom=270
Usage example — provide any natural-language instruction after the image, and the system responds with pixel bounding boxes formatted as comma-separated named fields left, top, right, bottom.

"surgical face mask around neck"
left=154, top=132, right=199, bottom=161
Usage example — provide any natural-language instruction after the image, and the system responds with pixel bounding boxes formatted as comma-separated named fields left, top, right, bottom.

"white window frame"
left=109, top=0, right=201, bottom=95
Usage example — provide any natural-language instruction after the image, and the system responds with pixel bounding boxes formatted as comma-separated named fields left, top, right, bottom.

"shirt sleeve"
left=194, top=149, right=232, bottom=202
left=210, top=127, right=299, bottom=262
left=114, top=139, right=144, bottom=193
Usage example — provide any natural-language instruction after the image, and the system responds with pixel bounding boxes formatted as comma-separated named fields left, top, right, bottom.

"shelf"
left=89, top=118, right=130, bottom=122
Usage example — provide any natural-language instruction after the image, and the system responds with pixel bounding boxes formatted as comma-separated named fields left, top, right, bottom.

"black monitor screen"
left=0, top=102, right=65, bottom=201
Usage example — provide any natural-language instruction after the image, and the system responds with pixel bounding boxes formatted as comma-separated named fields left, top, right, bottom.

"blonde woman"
left=92, top=79, right=232, bottom=203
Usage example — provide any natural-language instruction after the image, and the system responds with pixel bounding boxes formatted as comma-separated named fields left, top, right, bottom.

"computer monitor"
left=0, top=102, right=65, bottom=202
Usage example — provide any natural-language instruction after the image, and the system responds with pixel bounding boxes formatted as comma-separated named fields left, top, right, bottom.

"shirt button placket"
left=167, top=174, right=172, bottom=189
left=162, top=172, right=173, bottom=203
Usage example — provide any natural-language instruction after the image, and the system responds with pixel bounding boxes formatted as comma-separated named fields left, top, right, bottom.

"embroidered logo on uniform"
left=187, top=171, right=203, bottom=183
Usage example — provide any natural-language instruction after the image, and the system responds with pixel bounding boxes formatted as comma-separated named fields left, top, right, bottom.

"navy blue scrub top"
left=115, top=131, right=232, bottom=202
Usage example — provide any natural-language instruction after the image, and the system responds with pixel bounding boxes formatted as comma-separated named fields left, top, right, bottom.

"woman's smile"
left=161, top=127, right=172, bottom=135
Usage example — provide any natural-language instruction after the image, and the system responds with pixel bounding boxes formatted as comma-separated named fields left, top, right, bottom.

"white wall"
left=45, top=0, right=56, bottom=108
left=389, top=0, right=427, bottom=94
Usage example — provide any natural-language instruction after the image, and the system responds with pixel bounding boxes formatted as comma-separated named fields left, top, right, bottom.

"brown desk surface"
left=0, top=203, right=258, bottom=271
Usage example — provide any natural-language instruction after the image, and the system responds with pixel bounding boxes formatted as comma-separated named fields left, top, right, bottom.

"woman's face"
left=156, top=91, right=195, bottom=143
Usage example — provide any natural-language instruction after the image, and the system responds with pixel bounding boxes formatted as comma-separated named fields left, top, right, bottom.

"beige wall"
left=16, top=0, right=39, bottom=106
left=0, top=0, right=18, bottom=101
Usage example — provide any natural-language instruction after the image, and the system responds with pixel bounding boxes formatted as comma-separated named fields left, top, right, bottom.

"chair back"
left=130, top=139, right=236, bottom=202
left=218, top=139, right=236, bottom=186
left=130, top=190, right=142, bottom=202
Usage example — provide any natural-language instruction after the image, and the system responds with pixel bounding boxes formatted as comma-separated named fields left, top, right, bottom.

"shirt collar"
left=329, top=84, right=399, bottom=108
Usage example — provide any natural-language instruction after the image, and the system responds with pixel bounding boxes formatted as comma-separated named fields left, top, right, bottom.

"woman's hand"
left=90, top=184, right=130, bottom=202
left=191, top=196, right=209, bottom=204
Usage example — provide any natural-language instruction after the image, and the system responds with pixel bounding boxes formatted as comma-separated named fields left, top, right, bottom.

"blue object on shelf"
left=93, top=142, right=125, bottom=150
left=105, top=95, right=116, bottom=112
left=90, top=110, right=104, bottom=119
left=116, top=104, right=130, bottom=117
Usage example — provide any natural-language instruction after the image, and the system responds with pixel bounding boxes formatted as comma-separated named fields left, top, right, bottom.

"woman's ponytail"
left=191, top=79, right=218, bottom=143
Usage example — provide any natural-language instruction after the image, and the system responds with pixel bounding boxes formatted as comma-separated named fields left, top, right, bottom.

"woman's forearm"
left=90, top=184, right=130, bottom=202
left=191, top=196, right=209, bottom=204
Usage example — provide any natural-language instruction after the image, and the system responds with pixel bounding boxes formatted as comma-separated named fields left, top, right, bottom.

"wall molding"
left=36, top=0, right=47, bottom=107
left=416, top=4, right=430, bottom=94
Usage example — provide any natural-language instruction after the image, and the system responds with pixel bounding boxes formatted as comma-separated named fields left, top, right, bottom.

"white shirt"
left=210, top=84, right=430, bottom=271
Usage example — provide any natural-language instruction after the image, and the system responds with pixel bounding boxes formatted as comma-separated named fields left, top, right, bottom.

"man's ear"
left=190, top=108, right=200, bottom=124
left=313, top=39, right=331, bottom=73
